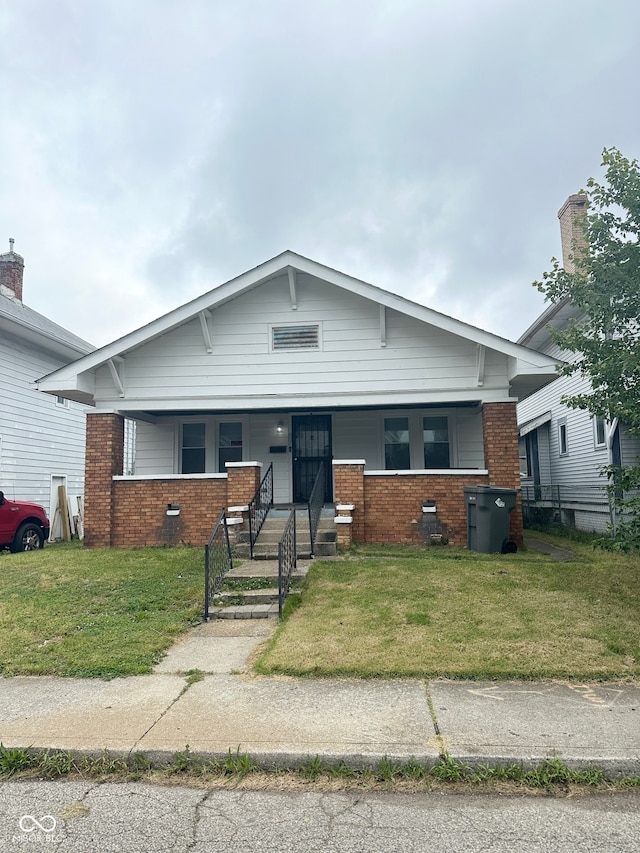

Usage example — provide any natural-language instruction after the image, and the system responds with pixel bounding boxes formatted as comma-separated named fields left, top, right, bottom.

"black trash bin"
left=464, top=485, right=519, bottom=554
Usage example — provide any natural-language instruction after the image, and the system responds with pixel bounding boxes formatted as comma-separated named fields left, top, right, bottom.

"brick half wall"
left=364, top=473, right=489, bottom=546
left=112, top=478, right=229, bottom=548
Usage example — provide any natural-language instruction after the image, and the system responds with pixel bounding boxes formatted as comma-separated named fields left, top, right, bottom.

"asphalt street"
left=1, top=780, right=639, bottom=852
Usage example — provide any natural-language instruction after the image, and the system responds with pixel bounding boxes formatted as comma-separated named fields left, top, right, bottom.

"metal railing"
left=204, top=509, right=233, bottom=621
left=278, top=508, right=297, bottom=617
left=521, top=482, right=614, bottom=530
left=248, top=463, right=273, bottom=559
left=307, top=462, right=325, bottom=558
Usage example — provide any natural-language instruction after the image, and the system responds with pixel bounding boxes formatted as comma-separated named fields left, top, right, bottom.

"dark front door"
left=292, top=415, right=333, bottom=503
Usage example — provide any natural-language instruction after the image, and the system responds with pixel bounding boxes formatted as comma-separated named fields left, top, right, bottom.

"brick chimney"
left=0, top=238, right=24, bottom=302
left=557, top=193, right=588, bottom=274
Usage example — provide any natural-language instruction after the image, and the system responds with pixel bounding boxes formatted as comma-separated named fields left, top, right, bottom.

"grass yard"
left=255, top=533, right=640, bottom=681
left=0, top=543, right=203, bottom=678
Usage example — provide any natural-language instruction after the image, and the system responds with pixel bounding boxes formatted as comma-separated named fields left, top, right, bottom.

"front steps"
left=234, top=506, right=337, bottom=560
left=209, top=559, right=309, bottom=620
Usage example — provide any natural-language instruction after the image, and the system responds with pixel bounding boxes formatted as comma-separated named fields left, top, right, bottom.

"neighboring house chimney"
left=557, top=193, right=588, bottom=274
left=0, top=238, right=24, bottom=301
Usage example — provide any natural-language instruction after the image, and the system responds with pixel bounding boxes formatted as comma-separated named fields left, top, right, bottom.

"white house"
left=37, top=251, right=558, bottom=549
left=517, top=195, right=640, bottom=533
left=0, top=241, right=94, bottom=535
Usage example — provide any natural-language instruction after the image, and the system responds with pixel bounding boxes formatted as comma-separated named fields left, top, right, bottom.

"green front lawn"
left=255, top=535, right=640, bottom=681
left=0, top=543, right=202, bottom=678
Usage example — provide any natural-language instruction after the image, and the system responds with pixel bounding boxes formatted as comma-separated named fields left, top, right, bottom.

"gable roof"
left=37, top=250, right=558, bottom=402
left=0, top=292, right=94, bottom=361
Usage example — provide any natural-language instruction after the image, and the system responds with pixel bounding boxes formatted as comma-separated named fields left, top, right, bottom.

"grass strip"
left=1, top=744, right=639, bottom=794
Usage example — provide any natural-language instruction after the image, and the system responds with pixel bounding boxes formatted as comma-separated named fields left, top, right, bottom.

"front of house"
left=37, top=252, right=558, bottom=549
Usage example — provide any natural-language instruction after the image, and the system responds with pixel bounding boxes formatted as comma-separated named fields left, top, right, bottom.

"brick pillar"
left=226, top=462, right=262, bottom=507
left=332, top=460, right=365, bottom=543
left=482, top=402, right=523, bottom=547
left=84, top=413, right=124, bottom=547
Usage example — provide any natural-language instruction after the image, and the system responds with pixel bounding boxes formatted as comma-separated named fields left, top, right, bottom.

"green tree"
left=535, top=147, right=640, bottom=549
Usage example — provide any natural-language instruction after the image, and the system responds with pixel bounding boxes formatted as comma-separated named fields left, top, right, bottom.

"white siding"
left=0, top=329, right=87, bottom=515
left=134, top=421, right=175, bottom=475
left=516, top=330, right=638, bottom=532
left=94, top=274, right=511, bottom=406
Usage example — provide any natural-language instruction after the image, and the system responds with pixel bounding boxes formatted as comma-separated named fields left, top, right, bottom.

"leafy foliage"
left=535, top=147, right=640, bottom=549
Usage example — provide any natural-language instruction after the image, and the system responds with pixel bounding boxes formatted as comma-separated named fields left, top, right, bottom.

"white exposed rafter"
left=287, top=266, right=297, bottom=310
left=199, top=310, right=213, bottom=353
left=108, top=357, right=125, bottom=398
left=379, top=305, right=387, bottom=347
left=476, top=344, right=486, bottom=387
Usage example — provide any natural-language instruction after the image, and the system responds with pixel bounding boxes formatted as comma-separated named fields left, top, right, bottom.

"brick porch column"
left=332, top=460, right=365, bottom=544
left=226, top=462, right=262, bottom=508
left=482, top=402, right=523, bottom=547
left=84, top=412, right=124, bottom=548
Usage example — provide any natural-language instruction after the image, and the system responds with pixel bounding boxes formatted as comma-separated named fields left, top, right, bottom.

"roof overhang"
left=35, top=251, right=562, bottom=404
left=519, top=410, right=552, bottom=436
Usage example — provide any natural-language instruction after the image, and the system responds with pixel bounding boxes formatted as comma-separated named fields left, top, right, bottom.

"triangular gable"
left=38, top=251, right=558, bottom=398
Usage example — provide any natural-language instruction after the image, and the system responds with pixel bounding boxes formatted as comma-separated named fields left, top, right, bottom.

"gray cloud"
left=1, top=0, right=639, bottom=345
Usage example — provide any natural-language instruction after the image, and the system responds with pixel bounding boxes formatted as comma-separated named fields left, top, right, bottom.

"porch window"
left=423, top=416, right=450, bottom=468
left=181, top=423, right=206, bottom=473
left=218, top=422, right=243, bottom=470
left=384, top=417, right=410, bottom=469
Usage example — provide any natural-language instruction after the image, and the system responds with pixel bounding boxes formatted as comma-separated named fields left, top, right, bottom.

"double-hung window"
left=423, top=416, right=450, bottom=468
left=384, top=417, right=410, bottom=469
left=218, top=422, right=243, bottom=470
left=181, top=423, right=206, bottom=473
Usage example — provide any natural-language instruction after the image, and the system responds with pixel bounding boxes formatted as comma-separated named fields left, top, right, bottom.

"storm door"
left=292, top=415, right=333, bottom=503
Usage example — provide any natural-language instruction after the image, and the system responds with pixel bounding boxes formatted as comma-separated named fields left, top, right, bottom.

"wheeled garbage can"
left=463, top=485, right=519, bottom=554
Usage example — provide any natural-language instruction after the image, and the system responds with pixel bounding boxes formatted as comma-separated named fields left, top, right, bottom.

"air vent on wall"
left=272, top=324, right=319, bottom=350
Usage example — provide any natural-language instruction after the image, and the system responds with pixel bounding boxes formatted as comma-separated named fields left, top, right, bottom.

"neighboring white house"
left=517, top=195, right=640, bottom=533
left=37, top=251, right=558, bottom=549
left=0, top=241, right=94, bottom=536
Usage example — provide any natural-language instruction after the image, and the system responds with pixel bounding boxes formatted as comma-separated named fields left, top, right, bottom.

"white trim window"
left=55, top=396, right=69, bottom=408
left=218, top=421, right=243, bottom=471
left=423, top=416, right=450, bottom=468
left=181, top=422, right=206, bottom=474
left=593, top=416, right=607, bottom=449
left=558, top=419, right=568, bottom=456
left=384, top=417, right=410, bottom=469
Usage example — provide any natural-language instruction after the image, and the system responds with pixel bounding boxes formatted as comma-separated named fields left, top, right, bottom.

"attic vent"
left=272, top=324, right=320, bottom=350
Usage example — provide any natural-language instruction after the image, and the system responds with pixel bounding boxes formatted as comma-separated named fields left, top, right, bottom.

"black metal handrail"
left=248, top=463, right=273, bottom=559
left=307, top=462, right=325, bottom=557
left=204, top=509, right=233, bottom=621
left=278, top=508, right=297, bottom=617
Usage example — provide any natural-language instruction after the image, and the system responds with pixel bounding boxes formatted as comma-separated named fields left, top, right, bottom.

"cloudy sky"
left=1, top=0, right=639, bottom=348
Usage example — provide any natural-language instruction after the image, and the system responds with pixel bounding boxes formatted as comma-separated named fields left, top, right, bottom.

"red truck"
left=0, top=491, right=50, bottom=552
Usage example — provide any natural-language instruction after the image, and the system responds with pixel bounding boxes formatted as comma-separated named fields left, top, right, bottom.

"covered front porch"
left=83, top=400, right=523, bottom=549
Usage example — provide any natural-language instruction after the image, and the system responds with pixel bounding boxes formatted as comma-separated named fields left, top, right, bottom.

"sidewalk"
left=1, top=617, right=639, bottom=776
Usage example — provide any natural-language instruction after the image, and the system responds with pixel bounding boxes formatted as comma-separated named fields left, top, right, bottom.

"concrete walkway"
left=1, top=616, right=638, bottom=775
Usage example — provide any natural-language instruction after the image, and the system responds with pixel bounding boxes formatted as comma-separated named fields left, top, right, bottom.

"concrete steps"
left=234, top=507, right=337, bottom=560
left=209, top=559, right=309, bottom=620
